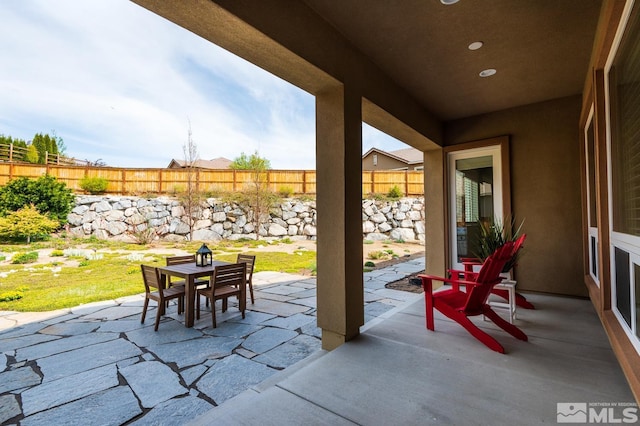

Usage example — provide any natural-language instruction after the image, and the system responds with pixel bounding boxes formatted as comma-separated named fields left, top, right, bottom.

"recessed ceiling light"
left=440, top=0, right=459, bottom=4
left=479, top=69, right=497, bottom=77
left=468, top=41, right=483, bottom=50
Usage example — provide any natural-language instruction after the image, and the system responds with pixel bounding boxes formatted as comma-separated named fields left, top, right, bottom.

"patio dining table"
left=158, top=260, right=231, bottom=327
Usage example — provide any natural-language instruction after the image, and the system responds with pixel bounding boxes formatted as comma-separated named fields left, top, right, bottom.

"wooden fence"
left=0, top=143, right=90, bottom=166
left=0, top=163, right=425, bottom=196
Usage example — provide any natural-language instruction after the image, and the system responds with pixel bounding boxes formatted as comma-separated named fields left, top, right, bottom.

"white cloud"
left=0, top=0, right=317, bottom=169
left=0, top=1, right=407, bottom=171
left=362, top=123, right=408, bottom=154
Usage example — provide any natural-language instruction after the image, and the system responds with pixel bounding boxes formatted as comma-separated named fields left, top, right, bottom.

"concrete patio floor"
left=0, top=258, right=424, bottom=425
left=192, top=292, right=637, bottom=425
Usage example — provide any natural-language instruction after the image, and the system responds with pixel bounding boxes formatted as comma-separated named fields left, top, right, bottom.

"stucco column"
left=316, top=84, right=364, bottom=350
left=424, top=149, right=447, bottom=278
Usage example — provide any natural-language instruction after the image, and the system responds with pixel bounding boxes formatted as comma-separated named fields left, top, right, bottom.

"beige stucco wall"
left=444, top=95, right=586, bottom=297
left=362, top=153, right=408, bottom=171
left=362, top=152, right=424, bottom=171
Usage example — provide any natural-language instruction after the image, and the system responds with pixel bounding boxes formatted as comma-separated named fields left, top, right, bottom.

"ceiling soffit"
left=303, top=0, right=603, bottom=121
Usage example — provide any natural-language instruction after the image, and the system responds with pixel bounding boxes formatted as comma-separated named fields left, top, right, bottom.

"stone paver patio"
left=0, top=258, right=424, bottom=425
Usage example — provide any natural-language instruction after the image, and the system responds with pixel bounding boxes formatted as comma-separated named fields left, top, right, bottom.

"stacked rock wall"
left=66, top=196, right=425, bottom=242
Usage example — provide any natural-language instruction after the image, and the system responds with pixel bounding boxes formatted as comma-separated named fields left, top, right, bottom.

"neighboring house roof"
left=387, top=147, right=423, bottom=164
left=167, top=157, right=232, bottom=169
left=362, top=147, right=422, bottom=165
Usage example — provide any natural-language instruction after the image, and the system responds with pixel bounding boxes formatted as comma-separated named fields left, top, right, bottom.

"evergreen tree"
left=0, top=135, right=28, bottom=161
left=51, top=130, right=66, bottom=155
left=1, top=133, right=65, bottom=163
left=45, top=133, right=56, bottom=157
left=31, top=133, right=46, bottom=164
left=25, top=144, right=39, bottom=163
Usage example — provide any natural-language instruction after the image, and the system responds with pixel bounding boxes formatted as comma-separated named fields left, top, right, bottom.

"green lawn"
left=0, top=241, right=316, bottom=312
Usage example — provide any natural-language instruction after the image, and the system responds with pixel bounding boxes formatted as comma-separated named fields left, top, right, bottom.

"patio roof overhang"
left=130, top=0, right=640, bottom=402
left=131, top=0, right=602, bottom=131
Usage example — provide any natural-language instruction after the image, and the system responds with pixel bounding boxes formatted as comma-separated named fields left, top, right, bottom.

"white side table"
left=487, top=279, right=517, bottom=323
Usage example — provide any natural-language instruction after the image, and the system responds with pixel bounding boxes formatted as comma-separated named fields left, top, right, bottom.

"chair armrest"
left=448, top=268, right=478, bottom=276
left=460, top=258, right=482, bottom=276
left=448, top=268, right=479, bottom=282
left=418, top=274, right=482, bottom=293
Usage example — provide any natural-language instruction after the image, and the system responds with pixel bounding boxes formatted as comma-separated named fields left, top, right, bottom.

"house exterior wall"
left=362, top=152, right=412, bottom=170
left=444, top=96, right=585, bottom=297
left=580, top=0, right=640, bottom=402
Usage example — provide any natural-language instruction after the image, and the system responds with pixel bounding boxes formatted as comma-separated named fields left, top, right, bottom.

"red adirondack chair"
left=457, top=234, right=534, bottom=310
left=419, top=242, right=528, bottom=353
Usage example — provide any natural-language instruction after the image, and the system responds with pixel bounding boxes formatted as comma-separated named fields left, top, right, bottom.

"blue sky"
left=0, top=0, right=406, bottom=169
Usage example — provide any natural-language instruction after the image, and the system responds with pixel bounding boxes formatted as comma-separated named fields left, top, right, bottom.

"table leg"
left=185, top=276, right=195, bottom=327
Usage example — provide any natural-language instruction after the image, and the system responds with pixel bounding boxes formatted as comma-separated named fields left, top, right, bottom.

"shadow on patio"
left=193, top=292, right=636, bottom=425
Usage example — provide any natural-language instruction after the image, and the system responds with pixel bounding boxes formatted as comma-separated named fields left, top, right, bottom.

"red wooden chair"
left=419, top=242, right=528, bottom=353
left=456, top=234, right=534, bottom=309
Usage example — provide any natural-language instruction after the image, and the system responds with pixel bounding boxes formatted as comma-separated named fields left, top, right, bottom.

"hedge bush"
left=79, top=176, right=109, bottom=194
left=0, top=175, right=74, bottom=223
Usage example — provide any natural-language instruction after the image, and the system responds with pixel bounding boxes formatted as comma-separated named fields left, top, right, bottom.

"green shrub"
left=363, top=240, right=374, bottom=245
left=170, top=185, right=185, bottom=196
left=51, top=249, right=64, bottom=257
left=278, top=185, right=294, bottom=198
left=11, top=251, right=39, bottom=264
left=367, top=193, right=386, bottom=201
left=367, top=250, right=390, bottom=260
left=0, top=175, right=74, bottom=223
left=387, top=185, right=403, bottom=199
left=129, top=223, right=156, bottom=245
left=0, top=291, right=24, bottom=302
left=364, top=261, right=375, bottom=267
left=79, top=176, right=109, bottom=194
left=0, top=205, right=59, bottom=243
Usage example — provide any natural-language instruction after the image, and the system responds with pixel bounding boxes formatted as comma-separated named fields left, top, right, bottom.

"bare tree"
left=182, top=121, right=200, bottom=241
left=229, top=151, right=275, bottom=239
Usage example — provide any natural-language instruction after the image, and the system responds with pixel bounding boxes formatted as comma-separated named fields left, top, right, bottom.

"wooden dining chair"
left=196, top=263, right=246, bottom=328
left=166, top=254, right=211, bottom=307
left=165, top=254, right=209, bottom=289
left=236, top=254, right=256, bottom=304
left=140, top=264, right=186, bottom=331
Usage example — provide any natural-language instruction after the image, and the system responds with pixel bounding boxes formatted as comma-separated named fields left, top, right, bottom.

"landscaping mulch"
left=385, top=271, right=425, bottom=294
left=371, top=251, right=425, bottom=294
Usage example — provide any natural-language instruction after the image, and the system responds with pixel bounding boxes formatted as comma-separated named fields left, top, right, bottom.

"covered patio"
left=131, top=0, right=640, bottom=408
left=192, top=292, right=634, bottom=424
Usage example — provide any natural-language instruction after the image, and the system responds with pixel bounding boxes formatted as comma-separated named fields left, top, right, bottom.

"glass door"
left=448, top=145, right=504, bottom=270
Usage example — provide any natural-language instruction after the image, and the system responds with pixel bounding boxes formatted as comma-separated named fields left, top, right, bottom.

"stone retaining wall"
left=66, top=196, right=425, bottom=243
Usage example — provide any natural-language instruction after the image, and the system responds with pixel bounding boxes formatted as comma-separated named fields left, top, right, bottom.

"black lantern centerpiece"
left=195, top=243, right=213, bottom=267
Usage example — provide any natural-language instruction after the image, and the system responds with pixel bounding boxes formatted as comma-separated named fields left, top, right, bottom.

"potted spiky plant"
left=474, top=215, right=524, bottom=273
